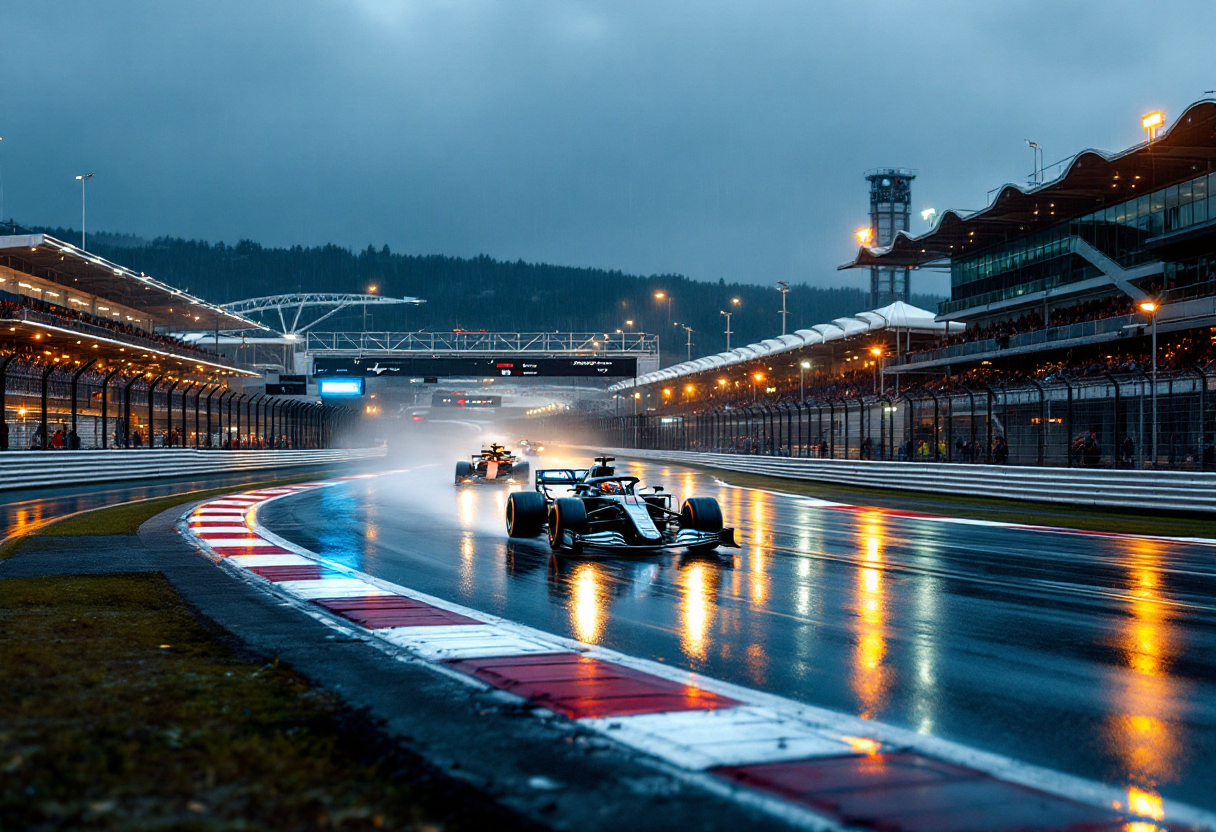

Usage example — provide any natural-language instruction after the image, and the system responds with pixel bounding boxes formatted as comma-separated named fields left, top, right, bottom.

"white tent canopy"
left=608, top=301, right=961, bottom=392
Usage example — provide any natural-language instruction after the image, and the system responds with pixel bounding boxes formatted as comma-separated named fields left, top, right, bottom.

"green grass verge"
left=0, top=475, right=320, bottom=561
left=649, top=459, right=1216, bottom=538
left=0, top=573, right=535, bottom=832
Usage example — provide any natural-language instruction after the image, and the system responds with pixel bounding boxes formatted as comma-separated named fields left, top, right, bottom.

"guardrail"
left=577, top=446, right=1216, bottom=513
left=0, top=446, right=387, bottom=492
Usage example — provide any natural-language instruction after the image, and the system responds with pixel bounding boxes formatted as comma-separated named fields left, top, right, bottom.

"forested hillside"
left=35, top=227, right=944, bottom=361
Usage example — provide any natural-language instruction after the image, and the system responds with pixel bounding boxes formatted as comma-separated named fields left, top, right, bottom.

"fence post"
left=1065, top=381, right=1074, bottom=467
left=68, top=359, right=97, bottom=449
left=1031, top=380, right=1046, bottom=467
left=164, top=380, right=180, bottom=448
left=148, top=377, right=165, bottom=449
left=878, top=397, right=887, bottom=460
left=39, top=364, right=56, bottom=450
left=926, top=389, right=940, bottom=461
left=945, top=393, right=954, bottom=462
left=842, top=399, right=850, bottom=460
left=1197, top=366, right=1210, bottom=470
left=1104, top=373, right=1121, bottom=468
left=0, top=355, right=13, bottom=450
left=99, top=368, right=120, bottom=449
left=182, top=383, right=193, bottom=448
left=965, top=388, right=977, bottom=463
left=981, top=384, right=995, bottom=463
left=194, top=386, right=205, bottom=448
left=827, top=400, right=836, bottom=458
left=122, top=376, right=138, bottom=448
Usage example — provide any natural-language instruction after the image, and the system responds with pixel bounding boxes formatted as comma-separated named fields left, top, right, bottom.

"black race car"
left=504, top=456, right=738, bottom=553
left=455, top=443, right=530, bottom=485
left=517, top=439, right=546, bottom=456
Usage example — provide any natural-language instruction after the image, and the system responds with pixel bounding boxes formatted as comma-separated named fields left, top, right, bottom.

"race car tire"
left=506, top=491, right=547, bottom=538
left=455, top=460, right=473, bottom=484
left=548, top=497, right=588, bottom=550
left=514, top=461, right=530, bottom=481
left=680, top=497, right=723, bottom=533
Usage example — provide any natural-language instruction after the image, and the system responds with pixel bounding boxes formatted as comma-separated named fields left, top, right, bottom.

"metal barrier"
left=0, top=446, right=386, bottom=492
left=576, top=446, right=1216, bottom=513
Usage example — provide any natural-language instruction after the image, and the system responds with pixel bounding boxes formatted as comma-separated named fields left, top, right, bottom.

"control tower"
left=865, top=168, right=916, bottom=307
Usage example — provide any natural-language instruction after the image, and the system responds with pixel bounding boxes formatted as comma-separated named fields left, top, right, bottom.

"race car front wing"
left=567, top=527, right=739, bottom=552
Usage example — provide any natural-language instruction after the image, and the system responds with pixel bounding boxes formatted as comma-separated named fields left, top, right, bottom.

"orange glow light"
left=1141, top=112, right=1165, bottom=132
left=842, top=737, right=881, bottom=756
left=1128, top=787, right=1165, bottom=821
left=855, top=226, right=874, bottom=246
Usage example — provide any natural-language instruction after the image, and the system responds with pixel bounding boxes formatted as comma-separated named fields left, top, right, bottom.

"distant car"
left=456, top=443, right=530, bottom=485
left=505, top=456, right=738, bottom=554
left=518, top=439, right=545, bottom=456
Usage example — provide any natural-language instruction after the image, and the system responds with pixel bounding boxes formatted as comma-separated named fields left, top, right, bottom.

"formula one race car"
left=517, top=439, right=545, bottom=456
left=455, top=443, right=530, bottom=485
left=504, top=456, right=738, bottom=553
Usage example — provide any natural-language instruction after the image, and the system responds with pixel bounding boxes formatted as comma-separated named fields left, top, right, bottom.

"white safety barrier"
left=0, top=446, right=387, bottom=492
left=577, top=446, right=1216, bottom=513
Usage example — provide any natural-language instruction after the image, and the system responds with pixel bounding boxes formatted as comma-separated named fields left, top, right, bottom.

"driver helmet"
left=599, top=481, right=623, bottom=495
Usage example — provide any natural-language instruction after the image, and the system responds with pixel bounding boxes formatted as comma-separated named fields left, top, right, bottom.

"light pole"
left=751, top=371, right=764, bottom=403
left=720, top=310, right=733, bottom=351
left=1140, top=300, right=1159, bottom=466
left=674, top=322, right=693, bottom=361
left=777, top=281, right=790, bottom=335
left=363, top=284, right=377, bottom=335
left=75, top=173, right=94, bottom=250
left=1141, top=111, right=1165, bottom=142
left=1024, top=140, right=1042, bottom=185
left=654, top=291, right=672, bottom=327
left=870, top=346, right=885, bottom=396
left=799, top=360, right=810, bottom=401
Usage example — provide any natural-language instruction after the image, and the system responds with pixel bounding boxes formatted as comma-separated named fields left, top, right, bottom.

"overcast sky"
left=1, top=1, right=1211, bottom=295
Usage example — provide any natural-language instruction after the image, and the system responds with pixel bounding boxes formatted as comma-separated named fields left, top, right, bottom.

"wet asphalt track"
left=258, top=453, right=1214, bottom=809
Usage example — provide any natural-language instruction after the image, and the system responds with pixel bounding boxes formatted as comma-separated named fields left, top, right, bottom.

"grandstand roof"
left=840, top=98, right=1216, bottom=271
left=1, top=309, right=257, bottom=378
left=0, top=234, right=264, bottom=332
left=608, top=301, right=959, bottom=391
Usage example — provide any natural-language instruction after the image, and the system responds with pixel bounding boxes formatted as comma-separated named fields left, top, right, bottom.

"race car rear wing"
left=535, top=469, right=588, bottom=488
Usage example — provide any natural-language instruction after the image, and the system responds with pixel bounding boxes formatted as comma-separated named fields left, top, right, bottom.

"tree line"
left=36, top=227, right=943, bottom=362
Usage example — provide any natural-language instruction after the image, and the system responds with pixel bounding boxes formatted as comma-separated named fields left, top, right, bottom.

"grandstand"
left=0, top=232, right=302, bottom=450
left=594, top=100, right=1216, bottom=469
left=841, top=97, right=1216, bottom=381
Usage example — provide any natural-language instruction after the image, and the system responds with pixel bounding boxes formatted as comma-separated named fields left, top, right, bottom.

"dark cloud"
left=1, top=1, right=1209, bottom=296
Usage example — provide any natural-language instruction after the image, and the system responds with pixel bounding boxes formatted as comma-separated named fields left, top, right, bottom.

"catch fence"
left=583, top=370, right=1216, bottom=470
left=0, top=360, right=354, bottom=451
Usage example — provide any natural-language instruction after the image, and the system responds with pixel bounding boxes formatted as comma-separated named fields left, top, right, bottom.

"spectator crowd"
left=0, top=294, right=220, bottom=360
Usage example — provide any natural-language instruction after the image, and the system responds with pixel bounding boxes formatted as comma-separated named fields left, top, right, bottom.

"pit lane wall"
left=573, top=446, right=1216, bottom=513
left=0, top=446, right=387, bottom=492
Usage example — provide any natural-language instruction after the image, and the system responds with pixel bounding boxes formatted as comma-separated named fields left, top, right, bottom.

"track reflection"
left=258, top=455, right=1216, bottom=810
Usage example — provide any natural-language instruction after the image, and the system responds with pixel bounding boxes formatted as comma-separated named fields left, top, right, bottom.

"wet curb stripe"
left=179, top=480, right=1210, bottom=832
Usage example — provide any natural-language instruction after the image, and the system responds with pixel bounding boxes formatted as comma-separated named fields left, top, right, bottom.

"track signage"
left=313, top=356, right=637, bottom=378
